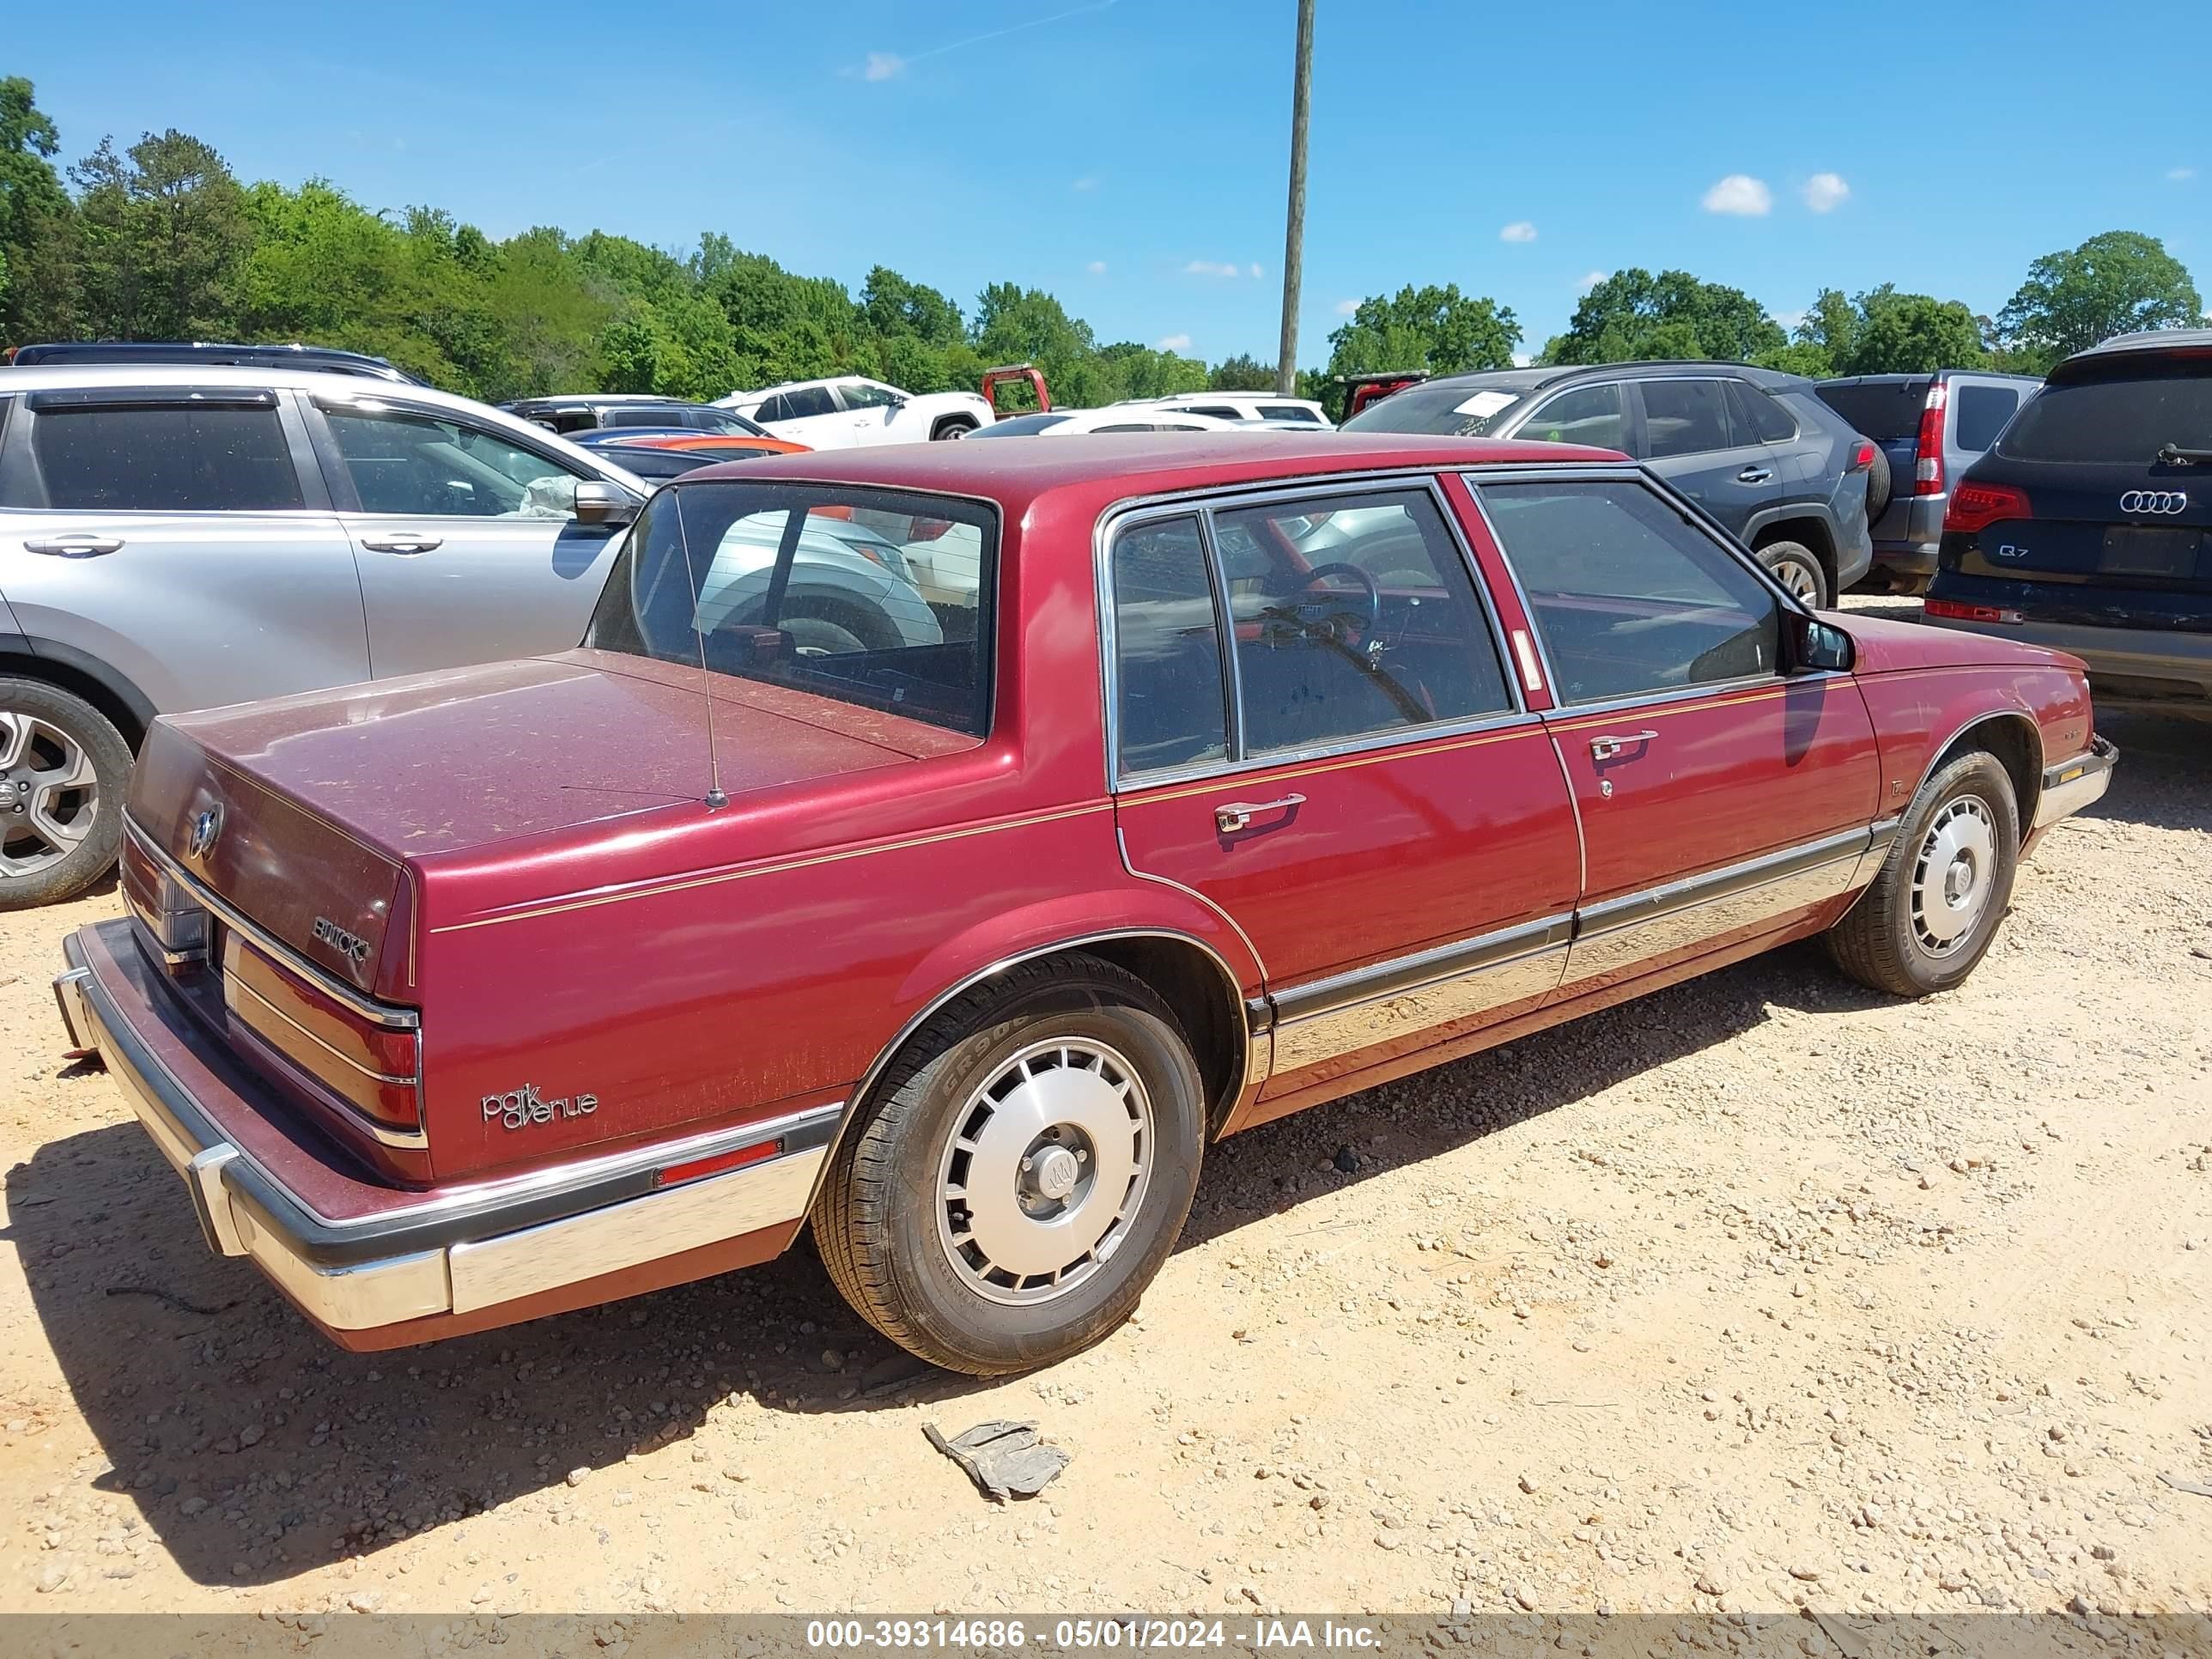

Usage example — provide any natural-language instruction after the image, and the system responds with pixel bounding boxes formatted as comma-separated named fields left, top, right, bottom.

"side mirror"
left=1786, top=612, right=1856, bottom=673
left=573, top=479, right=640, bottom=526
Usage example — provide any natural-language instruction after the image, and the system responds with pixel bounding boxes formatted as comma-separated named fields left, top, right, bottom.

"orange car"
left=574, top=430, right=810, bottom=479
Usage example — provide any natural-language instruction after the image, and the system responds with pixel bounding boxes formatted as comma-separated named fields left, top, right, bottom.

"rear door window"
left=1109, top=515, right=1231, bottom=777
left=782, top=386, right=838, bottom=419
left=1952, top=384, right=2022, bottom=452
left=1728, top=382, right=1798, bottom=443
left=1638, top=380, right=1733, bottom=458
left=27, top=395, right=304, bottom=511
left=1998, top=369, right=2212, bottom=464
left=1517, top=382, right=1628, bottom=450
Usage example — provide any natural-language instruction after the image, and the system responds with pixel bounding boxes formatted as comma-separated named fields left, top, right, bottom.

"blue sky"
left=12, top=0, right=2204, bottom=365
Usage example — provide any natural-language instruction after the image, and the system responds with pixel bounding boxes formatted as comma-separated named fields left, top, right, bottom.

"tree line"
left=1, top=75, right=2203, bottom=422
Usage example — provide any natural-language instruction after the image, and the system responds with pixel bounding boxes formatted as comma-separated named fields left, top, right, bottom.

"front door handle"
left=1736, top=466, right=1774, bottom=484
left=1588, top=730, right=1657, bottom=762
left=1215, top=793, right=1306, bottom=834
left=359, top=535, right=444, bottom=555
left=24, top=535, right=124, bottom=558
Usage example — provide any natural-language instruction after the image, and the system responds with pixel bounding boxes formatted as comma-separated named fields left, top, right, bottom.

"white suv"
left=717, top=377, right=994, bottom=448
left=1111, top=392, right=1334, bottom=428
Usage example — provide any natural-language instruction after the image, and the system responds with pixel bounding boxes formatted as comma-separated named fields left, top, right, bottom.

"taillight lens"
left=1926, top=599, right=2024, bottom=625
left=1943, top=481, right=2033, bottom=535
left=1851, top=441, right=1876, bottom=470
left=1914, top=381, right=1948, bottom=495
left=120, top=835, right=210, bottom=968
left=225, top=936, right=422, bottom=1137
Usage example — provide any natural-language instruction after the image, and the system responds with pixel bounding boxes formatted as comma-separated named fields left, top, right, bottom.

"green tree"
left=1325, top=283, right=1519, bottom=381
left=860, top=264, right=963, bottom=347
left=1996, top=230, right=2203, bottom=368
left=1207, top=352, right=1277, bottom=392
left=0, top=75, right=72, bottom=339
left=70, top=130, right=251, bottom=338
left=1844, top=288, right=1987, bottom=374
left=1547, top=268, right=1784, bottom=366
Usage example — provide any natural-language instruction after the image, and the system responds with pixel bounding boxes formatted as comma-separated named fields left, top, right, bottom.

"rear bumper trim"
left=57, top=926, right=835, bottom=1334
left=2034, top=735, right=2118, bottom=831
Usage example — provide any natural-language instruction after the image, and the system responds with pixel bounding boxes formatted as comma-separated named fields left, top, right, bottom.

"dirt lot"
left=3, top=609, right=2208, bottom=1621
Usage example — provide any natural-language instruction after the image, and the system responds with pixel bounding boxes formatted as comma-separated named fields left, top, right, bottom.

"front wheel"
left=1826, top=750, right=2019, bottom=996
left=816, top=953, right=1205, bottom=1375
left=931, top=417, right=977, bottom=441
left=0, top=678, right=131, bottom=910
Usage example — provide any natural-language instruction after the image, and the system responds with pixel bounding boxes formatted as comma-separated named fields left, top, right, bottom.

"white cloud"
left=1072, top=175, right=1097, bottom=192
left=1499, top=221, right=1538, bottom=243
left=1701, top=173, right=1772, bottom=216
left=1511, top=353, right=1534, bottom=368
left=1576, top=270, right=1607, bottom=293
left=1085, top=259, right=1107, bottom=275
left=860, top=51, right=904, bottom=82
left=2168, top=166, right=2198, bottom=182
left=1802, top=172, right=1850, bottom=213
left=1157, top=333, right=1192, bottom=352
left=1182, top=259, right=1242, bottom=277
left=1249, top=262, right=1264, bottom=278
left=1334, top=298, right=1360, bottom=315
left=1772, top=308, right=1808, bottom=331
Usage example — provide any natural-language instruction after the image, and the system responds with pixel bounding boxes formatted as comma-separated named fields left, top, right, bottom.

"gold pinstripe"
left=428, top=799, right=1117, bottom=934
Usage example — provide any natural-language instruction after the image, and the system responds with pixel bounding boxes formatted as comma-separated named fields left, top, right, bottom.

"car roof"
left=7, top=340, right=422, bottom=382
left=672, top=431, right=1626, bottom=516
left=506, top=393, right=705, bottom=408
left=2052, top=328, right=2212, bottom=382
left=736, top=375, right=871, bottom=397
left=1817, top=370, right=2043, bottom=388
left=1419, top=361, right=1817, bottom=393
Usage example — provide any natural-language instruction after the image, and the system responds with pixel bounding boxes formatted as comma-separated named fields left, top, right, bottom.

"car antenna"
left=667, top=487, right=730, bottom=811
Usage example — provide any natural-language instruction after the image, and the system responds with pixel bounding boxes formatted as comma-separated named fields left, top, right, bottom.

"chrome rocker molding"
left=57, top=927, right=836, bottom=1333
left=2033, top=736, right=2117, bottom=831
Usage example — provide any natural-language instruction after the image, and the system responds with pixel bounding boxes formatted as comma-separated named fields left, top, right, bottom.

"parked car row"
left=48, top=426, right=2113, bottom=1372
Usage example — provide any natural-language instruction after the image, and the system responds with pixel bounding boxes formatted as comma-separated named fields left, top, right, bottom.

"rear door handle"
left=24, top=535, right=124, bottom=558
left=1588, top=730, right=1657, bottom=761
left=1215, top=793, right=1305, bottom=833
left=359, top=535, right=444, bottom=555
left=1736, top=466, right=1773, bottom=484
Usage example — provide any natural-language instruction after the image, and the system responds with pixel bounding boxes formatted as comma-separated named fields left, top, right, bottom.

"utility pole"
left=1275, top=0, right=1315, bottom=395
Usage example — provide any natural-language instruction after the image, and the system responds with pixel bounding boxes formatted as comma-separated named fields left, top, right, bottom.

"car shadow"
left=6, top=931, right=1866, bottom=1588
left=2075, top=707, right=2210, bottom=836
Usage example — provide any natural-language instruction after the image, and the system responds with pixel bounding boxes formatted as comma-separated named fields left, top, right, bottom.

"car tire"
left=1758, top=540, right=1831, bottom=607
left=1863, top=445, right=1893, bottom=522
left=816, top=952, right=1206, bottom=1376
left=0, top=678, right=131, bottom=911
left=1826, top=750, right=2019, bottom=998
left=931, top=416, right=977, bottom=441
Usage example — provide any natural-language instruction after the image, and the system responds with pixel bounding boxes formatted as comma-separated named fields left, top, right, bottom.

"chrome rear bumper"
left=56, top=925, right=832, bottom=1336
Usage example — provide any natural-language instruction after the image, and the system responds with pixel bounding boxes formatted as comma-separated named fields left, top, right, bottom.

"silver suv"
left=0, top=366, right=649, bottom=907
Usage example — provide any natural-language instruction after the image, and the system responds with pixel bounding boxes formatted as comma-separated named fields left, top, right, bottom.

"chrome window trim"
left=1096, top=469, right=1527, bottom=795
left=125, top=820, right=417, bottom=1030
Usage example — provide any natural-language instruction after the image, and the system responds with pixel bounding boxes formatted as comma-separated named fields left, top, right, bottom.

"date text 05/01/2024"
left=802, top=1620, right=1382, bottom=1650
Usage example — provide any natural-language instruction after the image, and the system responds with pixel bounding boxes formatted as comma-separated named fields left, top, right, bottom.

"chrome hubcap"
left=936, top=1038, right=1153, bottom=1305
left=0, top=712, right=99, bottom=879
left=1910, top=794, right=1997, bottom=955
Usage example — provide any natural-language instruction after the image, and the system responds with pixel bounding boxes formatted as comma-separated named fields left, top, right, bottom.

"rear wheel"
left=931, top=416, right=977, bottom=441
left=1826, top=750, right=2019, bottom=996
left=817, top=954, right=1205, bottom=1375
left=0, top=678, right=131, bottom=910
left=1758, top=540, right=1831, bottom=607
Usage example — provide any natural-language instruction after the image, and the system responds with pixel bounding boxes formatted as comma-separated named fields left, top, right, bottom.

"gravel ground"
left=2, top=604, right=2207, bottom=1620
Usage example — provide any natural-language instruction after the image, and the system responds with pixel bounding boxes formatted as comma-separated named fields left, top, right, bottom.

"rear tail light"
left=225, top=936, right=423, bottom=1139
left=1851, top=441, right=1876, bottom=471
left=1926, top=599, right=2024, bottom=625
left=1914, top=381, right=1948, bottom=495
left=1943, top=481, right=2033, bottom=535
left=120, top=835, right=210, bottom=969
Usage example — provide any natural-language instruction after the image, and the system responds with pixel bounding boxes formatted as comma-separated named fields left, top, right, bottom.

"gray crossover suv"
left=1342, top=362, right=1875, bottom=605
left=0, top=365, right=652, bottom=907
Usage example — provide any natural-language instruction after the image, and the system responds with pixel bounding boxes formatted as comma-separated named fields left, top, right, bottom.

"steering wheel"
left=1288, top=561, right=1382, bottom=639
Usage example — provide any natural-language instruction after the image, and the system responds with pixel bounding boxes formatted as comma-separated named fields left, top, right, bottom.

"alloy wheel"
left=0, top=711, right=100, bottom=879
left=1769, top=555, right=1824, bottom=604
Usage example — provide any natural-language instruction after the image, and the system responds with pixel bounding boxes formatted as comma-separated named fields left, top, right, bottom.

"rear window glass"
left=1340, top=379, right=1540, bottom=435
left=1814, top=380, right=1931, bottom=442
left=585, top=482, right=996, bottom=737
left=1996, top=368, right=2211, bottom=464
left=31, top=403, right=303, bottom=511
left=1951, top=384, right=2021, bottom=452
